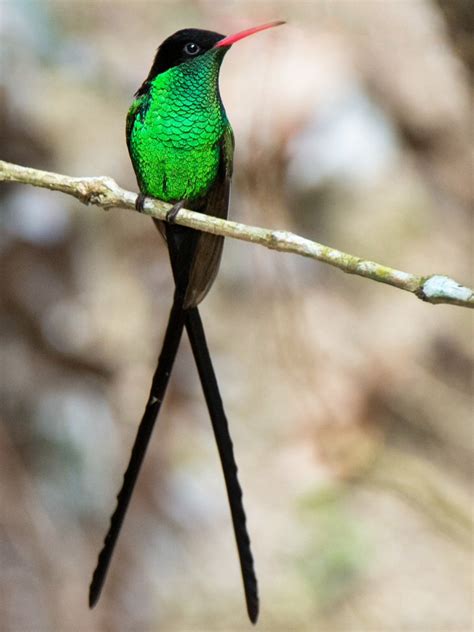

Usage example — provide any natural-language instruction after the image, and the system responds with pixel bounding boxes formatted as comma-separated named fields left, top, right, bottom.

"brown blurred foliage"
left=0, top=2, right=472, bottom=630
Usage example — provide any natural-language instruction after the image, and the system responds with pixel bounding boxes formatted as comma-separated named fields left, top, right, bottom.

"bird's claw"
left=136, top=195, right=184, bottom=224
left=135, top=193, right=147, bottom=212
left=166, top=200, right=185, bottom=224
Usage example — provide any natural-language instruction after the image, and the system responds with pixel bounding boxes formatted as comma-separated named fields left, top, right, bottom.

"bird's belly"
left=134, top=142, right=220, bottom=203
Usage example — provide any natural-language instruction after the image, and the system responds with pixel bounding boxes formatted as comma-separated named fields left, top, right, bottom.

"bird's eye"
left=184, top=42, right=200, bottom=56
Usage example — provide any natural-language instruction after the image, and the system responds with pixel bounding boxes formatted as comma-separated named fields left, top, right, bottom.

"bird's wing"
left=184, top=125, right=235, bottom=308
left=125, top=92, right=150, bottom=183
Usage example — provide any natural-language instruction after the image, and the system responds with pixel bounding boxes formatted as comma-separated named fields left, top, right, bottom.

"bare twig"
left=1, top=160, right=472, bottom=308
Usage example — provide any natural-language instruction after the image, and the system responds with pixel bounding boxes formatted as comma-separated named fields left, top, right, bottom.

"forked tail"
left=90, top=221, right=258, bottom=622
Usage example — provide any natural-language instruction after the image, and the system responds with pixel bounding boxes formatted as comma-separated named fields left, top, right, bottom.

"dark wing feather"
left=184, top=126, right=234, bottom=308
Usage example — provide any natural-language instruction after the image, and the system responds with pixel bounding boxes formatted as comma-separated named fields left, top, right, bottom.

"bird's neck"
left=149, top=51, right=226, bottom=119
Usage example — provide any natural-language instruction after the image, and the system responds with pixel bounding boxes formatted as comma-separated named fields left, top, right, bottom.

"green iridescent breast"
left=127, top=50, right=229, bottom=202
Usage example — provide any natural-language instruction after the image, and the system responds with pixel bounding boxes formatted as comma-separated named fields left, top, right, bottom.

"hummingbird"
left=89, top=21, right=284, bottom=623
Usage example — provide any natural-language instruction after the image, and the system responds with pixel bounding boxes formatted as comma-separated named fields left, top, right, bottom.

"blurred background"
left=0, top=1, right=472, bottom=630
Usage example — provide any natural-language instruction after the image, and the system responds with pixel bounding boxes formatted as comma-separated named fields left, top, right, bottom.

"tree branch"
left=1, top=160, right=472, bottom=309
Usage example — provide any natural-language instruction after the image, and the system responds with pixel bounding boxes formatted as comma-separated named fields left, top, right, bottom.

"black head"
left=135, top=22, right=285, bottom=96
left=141, top=29, right=225, bottom=87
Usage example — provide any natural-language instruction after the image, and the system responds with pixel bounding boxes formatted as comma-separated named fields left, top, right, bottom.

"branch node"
left=417, top=275, right=474, bottom=307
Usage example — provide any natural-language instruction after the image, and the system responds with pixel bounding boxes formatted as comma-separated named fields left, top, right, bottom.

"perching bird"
left=89, top=21, right=284, bottom=624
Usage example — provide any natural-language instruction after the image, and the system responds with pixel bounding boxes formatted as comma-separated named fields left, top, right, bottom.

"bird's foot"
left=166, top=200, right=185, bottom=224
left=135, top=193, right=147, bottom=212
